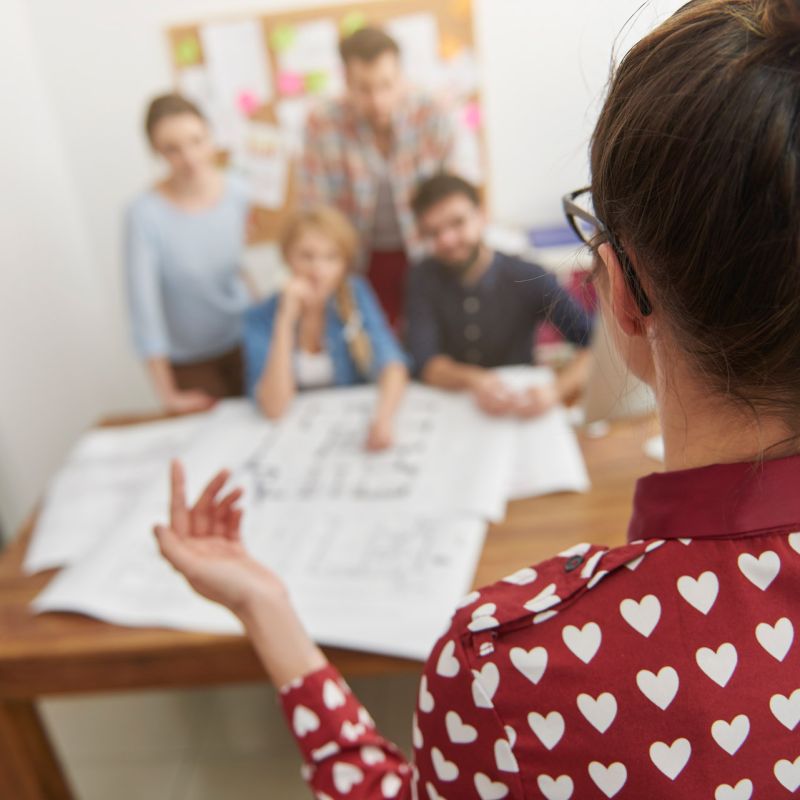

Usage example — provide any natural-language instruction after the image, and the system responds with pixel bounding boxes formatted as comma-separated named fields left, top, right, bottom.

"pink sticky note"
left=237, top=90, right=260, bottom=116
left=278, top=71, right=304, bottom=96
left=463, top=102, right=482, bottom=131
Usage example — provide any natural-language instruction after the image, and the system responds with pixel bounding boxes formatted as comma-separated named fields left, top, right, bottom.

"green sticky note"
left=175, top=36, right=200, bottom=66
left=305, top=71, right=329, bottom=94
left=271, top=24, right=296, bottom=53
left=341, top=11, right=367, bottom=37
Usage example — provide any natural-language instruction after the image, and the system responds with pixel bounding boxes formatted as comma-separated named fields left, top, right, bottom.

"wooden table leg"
left=0, top=699, right=73, bottom=799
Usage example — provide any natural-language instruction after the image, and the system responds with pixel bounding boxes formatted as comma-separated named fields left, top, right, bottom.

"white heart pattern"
left=649, top=738, right=691, bottom=780
left=677, top=571, right=719, bottom=615
left=360, top=745, right=385, bottom=765
left=624, top=554, right=645, bottom=572
left=770, top=688, right=800, bottom=730
left=333, top=762, right=364, bottom=794
left=789, top=532, right=800, bottom=555
left=577, top=692, right=618, bottom=733
left=381, top=772, right=402, bottom=799
left=537, top=774, right=574, bottom=800
left=711, top=714, right=750, bottom=755
left=425, top=781, right=445, bottom=800
left=323, top=679, right=346, bottom=710
left=341, top=721, right=366, bottom=741
left=502, top=566, right=538, bottom=585
left=431, top=747, right=459, bottom=782
left=412, top=713, right=424, bottom=748
left=469, top=603, right=500, bottom=632
left=588, top=761, right=627, bottom=798
left=311, top=741, right=340, bottom=762
left=774, top=756, right=800, bottom=792
left=738, top=550, right=780, bottom=591
left=510, top=646, right=548, bottom=685
left=636, top=666, right=679, bottom=710
left=445, top=710, right=477, bottom=744
left=293, top=705, right=320, bottom=737
left=472, top=663, right=500, bottom=708
left=562, top=622, right=602, bottom=664
left=524, top=583, right=560, bottom=613
left=504, top=725, right=516, bottom=748
left=714, top=779, right=753, bottom=800
left=696, top=643, right=738, bottom=687
left=528, top=710, right=565, bottom=750
left=494, top=738, right=519, bottom=773
left=755, top=617, right=794, bottom=662
left=474, top=772, right=508, bottom=800
left=619, top=595, right=661, bottom=637
left=436, top=640, right=460, bottom=678
left=418, top=676, right=435, bottom=713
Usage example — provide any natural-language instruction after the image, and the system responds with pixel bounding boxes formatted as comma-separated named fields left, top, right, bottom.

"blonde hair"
left=280, top=207, right=373, bottom=377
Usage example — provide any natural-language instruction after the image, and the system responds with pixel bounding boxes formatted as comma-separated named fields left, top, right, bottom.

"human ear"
left=597, top=242, right=646, bottom=338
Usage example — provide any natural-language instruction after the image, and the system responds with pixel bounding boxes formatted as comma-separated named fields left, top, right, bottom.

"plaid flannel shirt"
left=298, top=90, right=455, bottom=264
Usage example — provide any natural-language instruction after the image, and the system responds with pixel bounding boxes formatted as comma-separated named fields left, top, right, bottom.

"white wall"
left=2, top=0, right=684, bottom=538
left=0, top=0, right=120, bottom=537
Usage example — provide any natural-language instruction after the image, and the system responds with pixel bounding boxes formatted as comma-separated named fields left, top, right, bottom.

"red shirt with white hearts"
left=279, top=456, right=800, bottom=799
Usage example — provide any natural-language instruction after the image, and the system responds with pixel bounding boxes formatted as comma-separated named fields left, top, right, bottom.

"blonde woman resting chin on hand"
left=243, top=207, right=409, bottom=451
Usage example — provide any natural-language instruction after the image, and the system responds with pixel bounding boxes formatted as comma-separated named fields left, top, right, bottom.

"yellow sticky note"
left=271, top=24, right=296, bottom=53
left=175, top=35, right=201, bottom=67
left=341, top=11, right=367, bottom=37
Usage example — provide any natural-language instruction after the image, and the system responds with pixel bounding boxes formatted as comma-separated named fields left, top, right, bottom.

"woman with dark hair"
left=125, top=94, right=253, bottom=413
left=153, top=1, right=799, bottom=796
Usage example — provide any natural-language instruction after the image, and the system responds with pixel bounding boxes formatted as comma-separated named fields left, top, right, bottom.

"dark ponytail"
left=591, top=0, right=800, bottom=426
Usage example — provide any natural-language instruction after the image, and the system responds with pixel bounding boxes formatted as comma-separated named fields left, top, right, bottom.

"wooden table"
left=0, top=416, right=658, bottom=799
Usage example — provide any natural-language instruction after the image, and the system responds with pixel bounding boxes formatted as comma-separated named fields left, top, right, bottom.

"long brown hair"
left=280, top=207, right=373, bottom=377
left=591, top=0, right=800, bottom=423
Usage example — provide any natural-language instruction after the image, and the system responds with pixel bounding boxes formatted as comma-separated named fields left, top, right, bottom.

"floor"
left=41, top=673, right=419, bottom=800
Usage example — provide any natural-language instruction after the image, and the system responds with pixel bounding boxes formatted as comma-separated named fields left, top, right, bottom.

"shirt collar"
left=628, top=453, right=800, bottom=542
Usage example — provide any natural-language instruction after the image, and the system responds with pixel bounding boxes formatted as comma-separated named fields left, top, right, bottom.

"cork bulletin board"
left=166, top=0, right=484, bottom=243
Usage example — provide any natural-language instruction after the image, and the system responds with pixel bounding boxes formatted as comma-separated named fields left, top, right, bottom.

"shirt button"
left=565, top=555, right=584, bottom=573
left=463, top=296, right=480, bottom=314
left=464, top=323, right=481, bottom=342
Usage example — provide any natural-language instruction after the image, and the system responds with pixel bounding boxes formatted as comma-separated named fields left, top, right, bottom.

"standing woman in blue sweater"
left=125, top=94, right=253, bottom=413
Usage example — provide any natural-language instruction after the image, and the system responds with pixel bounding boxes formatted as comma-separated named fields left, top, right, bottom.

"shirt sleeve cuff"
left=278, top=664, right=379, bottom=764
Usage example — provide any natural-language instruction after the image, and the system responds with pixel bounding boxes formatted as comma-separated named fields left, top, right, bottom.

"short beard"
left=446, top=243, right=483, bottom=277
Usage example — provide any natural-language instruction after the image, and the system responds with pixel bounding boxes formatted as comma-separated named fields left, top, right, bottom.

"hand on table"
left=365, top=417, right=394, bottom=451
left=513, top=383, right=560, bottom=418
left=154, top=461, right=286, bottom=617
left=164, top=390, right=217, bottom=415
left=472, top=374, right=517, bottom=416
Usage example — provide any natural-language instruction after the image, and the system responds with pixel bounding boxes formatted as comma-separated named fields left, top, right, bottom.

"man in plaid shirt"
left=298, top=26, right=455, bottom=327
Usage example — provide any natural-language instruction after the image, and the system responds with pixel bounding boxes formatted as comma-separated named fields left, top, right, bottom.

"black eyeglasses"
left=562, top=187, right=652, bottom=316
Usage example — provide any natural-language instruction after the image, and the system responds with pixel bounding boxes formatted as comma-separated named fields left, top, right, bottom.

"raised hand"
left=154, top=461, right=287, bottom=616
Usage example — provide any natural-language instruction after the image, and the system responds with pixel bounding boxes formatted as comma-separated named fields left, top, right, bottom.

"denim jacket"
left=243, top=276, right=407, bottom=397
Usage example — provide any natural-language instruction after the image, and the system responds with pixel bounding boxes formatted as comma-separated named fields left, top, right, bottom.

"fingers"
left=192, top=470, right=231, bottom=537
left=228, top=507, right=243, bottom=542
left=170, top=460, right=190, bottom=537
left=211, top=489, right=242, bottom=539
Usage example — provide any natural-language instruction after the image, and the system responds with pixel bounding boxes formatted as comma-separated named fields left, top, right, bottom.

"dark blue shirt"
left=405, top=251, right=592, bottom=376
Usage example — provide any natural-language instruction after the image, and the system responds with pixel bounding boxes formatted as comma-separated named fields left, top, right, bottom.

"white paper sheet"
left=24, top=415, right=206, bottom=574
left=214, top=385, right=515, bottom=522
left=232, top=121, right=289, bottom=209
left=200, top=19, right=273, bottom=148
left=34, top=510, right=486, bottom=661
left=274, top=19, right=344, bottom=97
left=386, top=14, right=443, bottom=89
left=495, top=366, right=592, bottom=500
